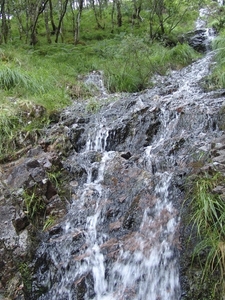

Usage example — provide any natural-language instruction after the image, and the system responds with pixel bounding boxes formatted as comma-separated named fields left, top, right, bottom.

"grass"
left=23, top=190, right=45, bottom=222
left=18, top=262, right=32, bottom=294
left=187, top=172, right=225, bottom=298
left=204, top=26, right=225, bottom=90
left=43, top=216, right=56, bottom=231
left=99, top=38, right=199, bottom=92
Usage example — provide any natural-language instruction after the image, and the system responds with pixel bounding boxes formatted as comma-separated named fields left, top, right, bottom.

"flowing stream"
left=32, top=6, right=225, bottom=300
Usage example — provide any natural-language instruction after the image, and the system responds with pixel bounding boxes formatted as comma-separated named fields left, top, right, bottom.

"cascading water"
left=31, top=6, right=225, bottom=300
left=34, top=112, right=182, bottom=300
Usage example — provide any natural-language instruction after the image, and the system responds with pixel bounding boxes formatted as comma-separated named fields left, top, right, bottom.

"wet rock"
left=12, top=215, right=30, bottom=233
left=121, top=151, right=132, bottom=160
left=74, top=276, right=87, bottom=300
left=45, top=180, right=57, bottom=200
left=26, top=159, right=40, bottom=169
left=69, top=127, right=86, bottom=152
left=0, top=140, right=75, bottom=298
left=181, top=29, right=211, bottom=53
left=212, top=154, right=225, bottom=164
left=122, top=194, right=142, bottom=230
left=45, top=194, right=67, bottom=218
left=212, top=185, right=225, bottom=194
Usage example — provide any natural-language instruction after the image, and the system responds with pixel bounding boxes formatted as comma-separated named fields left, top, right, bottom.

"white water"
left=100, top=173, right=180, bottom=300
left=86, top=124, right=109, bottom=152
left=78, top=126, right=180, bottom=300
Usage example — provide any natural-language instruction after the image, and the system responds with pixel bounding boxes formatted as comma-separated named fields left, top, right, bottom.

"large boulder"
left=180, top=29, right=214, bottom=53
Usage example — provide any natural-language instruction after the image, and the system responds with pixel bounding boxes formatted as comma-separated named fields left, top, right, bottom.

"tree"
left=132, top=0, right=143, bottom=26
left=74, top=0, right=84, bottom=44
left=111, top=0, right=122, bottom=31
left=29, top=0, right=49, bottom=45
left=90, top=0, right=105, bottom=29
left=0, top=0, right=10, bottom=43
left=55, top=0, right=69, bottom=43
left=49, top=0, right=57, bottom=34
left=147, top=0, right=201, bottom=41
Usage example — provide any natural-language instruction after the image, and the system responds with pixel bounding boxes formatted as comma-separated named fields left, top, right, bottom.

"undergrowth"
left=205, top=29, right=225, bottom=90
left=0, top=36, right=200, bottom=161
left=187, top=171, right=225, bottom=298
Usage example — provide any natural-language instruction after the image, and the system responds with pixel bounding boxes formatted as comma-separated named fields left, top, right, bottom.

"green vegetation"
left=206, top=33, right=225, bottom=89
left=21, top=166, right=69, bottom=229
left=203, top=4, right=225, bottom=90
left=187, top=172, right=225, bottom=299
left=23, top=190, right=46, bottom=224
left=0, top=0, right=223, bottom=161
left=18, top=262, right=32, bottom=294
left=43, top=216, right=56, bottom=231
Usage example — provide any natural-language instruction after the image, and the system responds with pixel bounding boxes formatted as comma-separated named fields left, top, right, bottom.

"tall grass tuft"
left=0, top=106, right=21, bottom=158
left=98, top=37, right=199, bottom=92
left=187, top=172, right=225, bottom=298
left=0, top=66, right=29, bottom=90
left=0, top=65, right=52, bottom=95
left=167, top=43, right=200, bottom=69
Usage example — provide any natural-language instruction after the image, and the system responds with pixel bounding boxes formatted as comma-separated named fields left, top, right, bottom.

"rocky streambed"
left=1, top=47, right=225, bottom=300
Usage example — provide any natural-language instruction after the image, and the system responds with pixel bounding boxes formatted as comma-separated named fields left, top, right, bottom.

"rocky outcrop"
left=180, top=28, right=215, bottom=53
left=0, top=143, right=73, bottom=299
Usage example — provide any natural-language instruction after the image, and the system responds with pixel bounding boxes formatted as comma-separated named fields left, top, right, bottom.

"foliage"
left=208, top=3, right=225, bottom=32
left=43, top=216, right=56, bottom=231
left=0, top=66, right=29, bottom=90
left=205, top=33, right=225, bottom=90
left=100, top=36, right=199, bottom=92
left=47, top=170, right=61, bottom=190
left=187, top=172, right=225, bottom=298
left=18, top=262, right=32, bottom=294
left=0, top=97, right=48, bottom=161
left=0, top=0, right=208, bottom=46
left=23, top=190, right=46, bottom=222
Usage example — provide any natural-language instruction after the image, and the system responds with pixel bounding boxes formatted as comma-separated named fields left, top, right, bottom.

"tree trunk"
left=111, top=0, right=115, bottom=33
left=44, top=8, right=52, bottom=43
left=156, top=0, right=164, bottom=36
left=14, top=10, right=26, bottom=40
left=132, top=0, right=142, bottom=26
left=0, top=0, right=8, bottom=43
left=70, top=0, right=75, bottom=33
left=90, top=0, right=104, bottom=29
left=49, top=0, right=57, bottom=34
left=55, top=0, right=69, bottom=43
left=74, top=0, right=84, bottom=44
left=30, top=0, right=49, bottom=45
left=116, top=0, right=122, bottom=27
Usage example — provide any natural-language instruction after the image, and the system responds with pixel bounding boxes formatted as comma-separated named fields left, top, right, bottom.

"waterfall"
left=31, top=6, right=224, bottom=300
left=34, top=115, right=182, bottom=300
